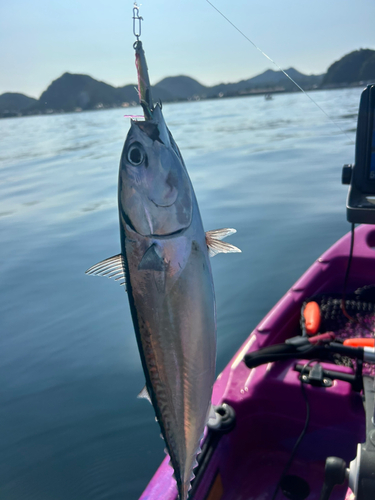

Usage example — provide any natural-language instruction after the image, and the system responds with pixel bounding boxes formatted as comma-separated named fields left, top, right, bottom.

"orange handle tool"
left=343, top=338, right=375, bottom=348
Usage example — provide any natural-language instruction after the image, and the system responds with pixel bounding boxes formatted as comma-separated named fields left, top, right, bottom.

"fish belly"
left=126, top=232, right=216, bottom=497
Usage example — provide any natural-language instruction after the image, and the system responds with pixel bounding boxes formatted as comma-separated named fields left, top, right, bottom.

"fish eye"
left=127, top=143, right=146, bottom=166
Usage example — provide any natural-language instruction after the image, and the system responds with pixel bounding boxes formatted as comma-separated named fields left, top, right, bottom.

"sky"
left=1, top=0, right=375, bottom=99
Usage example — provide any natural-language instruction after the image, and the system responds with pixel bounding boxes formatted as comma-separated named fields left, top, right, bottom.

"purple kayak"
left=139, top=224, right=375, bottom=500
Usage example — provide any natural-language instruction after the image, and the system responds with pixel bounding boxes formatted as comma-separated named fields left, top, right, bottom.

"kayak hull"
left=140, top=225, right=375, bottom=500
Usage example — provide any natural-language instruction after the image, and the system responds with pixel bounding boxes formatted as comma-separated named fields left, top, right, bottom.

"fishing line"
left=205, top=0, right=355, bottom=145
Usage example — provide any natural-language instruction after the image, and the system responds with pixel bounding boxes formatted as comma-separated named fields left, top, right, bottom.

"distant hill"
left=2, top=48, right=375, bottom=118
left=250, top=67, right=323, bottom=88
left=0, top=92, right=37, bottom=117
left=207, top=68, right=323, bottom=97
left=143, top=85, right=175, bottom=103
left=154, top=76, right=207, bottom=100
left=0, top=68, right=326, bottom=118
left=360, top=54, right=375, bottom=81
left=322, top=49, right=375, bottom=86
left=38, top=73, right=136, bottom=112
left=34, top=72, right=178, bottom=114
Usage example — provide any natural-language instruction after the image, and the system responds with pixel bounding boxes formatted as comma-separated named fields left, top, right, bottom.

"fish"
left=86, top=40, right=240, bottom=500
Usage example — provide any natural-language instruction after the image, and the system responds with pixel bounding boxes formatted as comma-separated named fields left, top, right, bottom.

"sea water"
left=0, top=87, right=361, bottom=499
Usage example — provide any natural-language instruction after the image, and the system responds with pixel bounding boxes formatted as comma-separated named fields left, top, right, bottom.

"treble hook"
left=133, top=2, right=143, bottom=41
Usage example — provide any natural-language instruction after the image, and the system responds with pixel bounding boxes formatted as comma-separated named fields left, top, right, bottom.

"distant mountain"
left=322, top=49, right=375, bottom=86
left=36, top=73, right=177, bottom=113
left=250, top=67, right=323, bottom=87
left=154, top=76, right=207, bottom=100
left=38, top=72, right=136, bottom=112
left=360, top=54, right=375, bottom=81
left=0, top=92, right=37, bottom=116
left=207, top=68, right=323, bottom=97
left=0, top=68, right=326, bottom=118
left=144, top=85, right=175, bottom=103
left=2, top=48, right=375, bottom=119
left=115, top=84, right=140, bottom=104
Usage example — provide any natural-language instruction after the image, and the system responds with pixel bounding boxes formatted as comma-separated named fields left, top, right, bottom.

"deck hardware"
left=295, top=362, right=364, bottom=391
left=298, top=363, right=333, bottom=387
left=189, top=404, right=236, bottom=498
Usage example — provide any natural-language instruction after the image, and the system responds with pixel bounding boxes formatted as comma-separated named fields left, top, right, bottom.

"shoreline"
left=0, top=82, right=368, bottom=120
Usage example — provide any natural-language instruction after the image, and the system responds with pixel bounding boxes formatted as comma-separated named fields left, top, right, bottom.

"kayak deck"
left=140, top=225, right=375, bottom=500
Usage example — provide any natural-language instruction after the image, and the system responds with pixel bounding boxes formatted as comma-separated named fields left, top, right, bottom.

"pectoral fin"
left=206, top=228, right=241, bottom=258
left=85, top=254, right=126, bottom=286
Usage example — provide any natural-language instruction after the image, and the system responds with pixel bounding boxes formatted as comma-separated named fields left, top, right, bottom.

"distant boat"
left=265, top=93, right=273, bottom=100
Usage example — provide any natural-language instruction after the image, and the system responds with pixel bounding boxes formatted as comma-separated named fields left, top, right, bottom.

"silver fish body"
left=119, top=106, right=216, bottom=499
left=86, top=39, right=240, bottom=500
